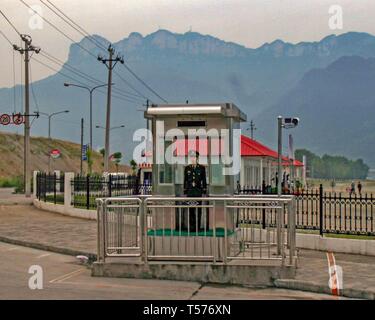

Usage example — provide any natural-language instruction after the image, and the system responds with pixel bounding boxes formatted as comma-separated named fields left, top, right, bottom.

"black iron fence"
left=237, top=184, right=375, bottom=236
left=36, top=174, right=375, bottom=236
left=36, top=172, right=65, bottom=204
left=295, top=185, right=375, bottom=236
left=71, top=174, right=152, bottom=209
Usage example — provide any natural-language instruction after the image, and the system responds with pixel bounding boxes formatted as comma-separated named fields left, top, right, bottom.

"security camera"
left=283, top=117, right=299, bottom=128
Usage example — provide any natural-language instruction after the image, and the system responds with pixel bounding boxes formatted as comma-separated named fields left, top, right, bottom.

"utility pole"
left=249, top=120, right=257, bottom=140
left=13, top=35, right=40, bottom=197
left=80, top=118, right=84, bottom=175
left=277, top=116, right=282, bottom=197
left=98, top=45, right=124, bottom=172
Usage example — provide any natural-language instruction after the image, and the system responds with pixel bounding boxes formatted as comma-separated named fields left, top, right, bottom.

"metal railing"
left=96, top=195, right=296, bottom=266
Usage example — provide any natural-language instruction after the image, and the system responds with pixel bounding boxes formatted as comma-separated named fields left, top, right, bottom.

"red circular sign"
left=12, top=113, right=24, bottom=125
left=50, top=149, right=61, bottom=159
left=0, top=114, right=11, bottom=126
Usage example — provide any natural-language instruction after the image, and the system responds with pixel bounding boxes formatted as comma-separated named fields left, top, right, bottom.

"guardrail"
left=96, top=195, right=296, bottom=266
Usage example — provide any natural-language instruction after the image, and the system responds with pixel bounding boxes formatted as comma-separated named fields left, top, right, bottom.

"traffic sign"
left=82, top=144, right=88, bottom=161
left=50, top=149, right=61, bottom=159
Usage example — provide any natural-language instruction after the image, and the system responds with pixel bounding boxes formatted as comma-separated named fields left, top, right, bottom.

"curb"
left=0, top=235, right=97, bottom=262
left=0, top=201, right=34, bottom=206
left=274, top=279, right=375, bottom=300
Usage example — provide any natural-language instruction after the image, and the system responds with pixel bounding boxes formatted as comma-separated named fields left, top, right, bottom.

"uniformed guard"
left=181, top=150, right=208, bottom=232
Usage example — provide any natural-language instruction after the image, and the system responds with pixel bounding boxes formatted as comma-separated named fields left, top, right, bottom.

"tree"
left=113, top=152, right=122, bottom=173
left=86, top=148, right=93, bottom=174
left=130, top=159, right=137, bottom=175
left=99, top=148, right=105, bottom=168
left=295, top=148, right=369, bottom=179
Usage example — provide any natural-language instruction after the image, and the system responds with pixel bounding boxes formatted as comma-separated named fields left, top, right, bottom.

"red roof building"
left=138, top=135, right=305, bottom=188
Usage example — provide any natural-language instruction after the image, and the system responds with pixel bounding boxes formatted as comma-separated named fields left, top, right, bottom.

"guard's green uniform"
left=184, top=164, right=207, bottom=197
left=182, top=164, right=207, bottom=232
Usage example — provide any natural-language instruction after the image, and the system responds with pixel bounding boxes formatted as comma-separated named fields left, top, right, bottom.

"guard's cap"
left=188, top=150, right=199, bottom=157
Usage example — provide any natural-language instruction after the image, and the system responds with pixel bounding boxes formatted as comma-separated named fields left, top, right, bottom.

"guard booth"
left=145, top=103, right=247, bottom=196
left=144, top=103, right=247, bottom=260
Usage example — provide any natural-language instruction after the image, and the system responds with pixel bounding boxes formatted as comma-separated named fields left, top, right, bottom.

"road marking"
left=326, top=251, right=341, bottom=296
left=3, top=247, right=20, bottom=252
left=36, top=253, right=53, bottom=259
left=49, top=268, right=86, bottom=284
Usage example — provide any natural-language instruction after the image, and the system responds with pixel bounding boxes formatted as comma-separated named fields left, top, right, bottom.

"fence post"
left=108, top=174, right=112, bottom=197
left=64, top=172, right=74, bottom=208
left=36, top=172, right=40, bottom=200
left=319, top=184, right=323, bottom=236
left=53, top=172, right=57, bottom=204
left=33, top=171, right=38, bottom=198
left=262, top=205, right=266, bottom=229
left=43, top=173, right=47, bottom=202
left=86, top=174, right=90, bottom=210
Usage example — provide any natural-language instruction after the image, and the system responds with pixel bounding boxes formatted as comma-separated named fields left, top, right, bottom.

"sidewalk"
left=0, top=203, right=374, bottom=299
left=0, top=204, right=96, bottom=257
left=275, top=249, right=375, bottom=299
left=0, top=188, right=34, bottom=205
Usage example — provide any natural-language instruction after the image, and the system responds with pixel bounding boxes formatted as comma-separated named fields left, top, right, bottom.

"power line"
left=12, top=50, right=17, bottom=113
left=31, top=55, right=142, bottom=104
left=43, top=0, right=109, bottom=51
left=41, top=0, right=153, bottom=102
left=0, top=29, right=18, bottom=113
left=0, top=9, right=21, bottom=35
left=19, top=0, right=99, bottom=60
left=121, top=62, right=168, bottom=103
left=39, top=50, right=145, bottom=100
left=0, top=30, right=14, bottom=46
left=20, top=0, right=147, bottom=101
left=29, top=61, right=40, bottom=112
left=19, top=0, right=157, bottom=105
left=113, top=70, right=152, bottom=102
left=23, top=0, right=161, bottom=103
left=39, top=0, right=108, bottom=53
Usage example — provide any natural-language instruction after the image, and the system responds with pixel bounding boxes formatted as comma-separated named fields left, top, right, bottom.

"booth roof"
left=241, top=135, right=304, bottom=167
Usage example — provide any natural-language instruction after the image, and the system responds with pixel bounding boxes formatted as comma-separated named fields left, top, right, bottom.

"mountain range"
left=0, top=29, right=374, bottom=165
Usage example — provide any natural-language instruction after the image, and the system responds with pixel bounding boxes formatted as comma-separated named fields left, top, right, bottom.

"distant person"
left=357, top=181, right=362, bottom=195
left=350, top=181, right=355, bottom=196
left=236, top=180, right=241, bottom=194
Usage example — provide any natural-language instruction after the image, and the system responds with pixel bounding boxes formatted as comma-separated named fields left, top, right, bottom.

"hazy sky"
left=1, top=0, right=375, bottom=87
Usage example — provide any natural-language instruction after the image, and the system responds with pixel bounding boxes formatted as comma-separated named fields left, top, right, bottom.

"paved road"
left=0, top=242, right=345, bottom=300
left=0, top=188, right=33, bottom=205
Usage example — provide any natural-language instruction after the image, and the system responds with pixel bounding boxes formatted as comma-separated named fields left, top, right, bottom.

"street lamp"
left=276, top=116, right=299, bottom=255
left=38, top=110, right=70, bottom=139
left=277, top=116, right=299, bottom=196
left=38, top=109, right=70, bottom=172
left=63, top=82, right=114, bottom=150
left=96, top=124, right=125, bottom=131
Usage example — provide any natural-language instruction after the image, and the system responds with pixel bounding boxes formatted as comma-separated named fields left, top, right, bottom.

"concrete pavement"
left=0, top=204, right=96, bottom=254
left=0, top=242, right=344, bottom=300
left=0, top=203, right=374, bottom=299
left=0, top=188, right=34, bottom=205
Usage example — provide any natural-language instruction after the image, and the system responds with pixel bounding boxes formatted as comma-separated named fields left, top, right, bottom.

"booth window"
left=159, top=140, right=173, bottom=184
left=210, top=156, right=225, bottom=186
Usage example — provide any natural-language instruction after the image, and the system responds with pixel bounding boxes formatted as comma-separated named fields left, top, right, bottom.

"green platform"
left=147, top=228, right=235, bottom=237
